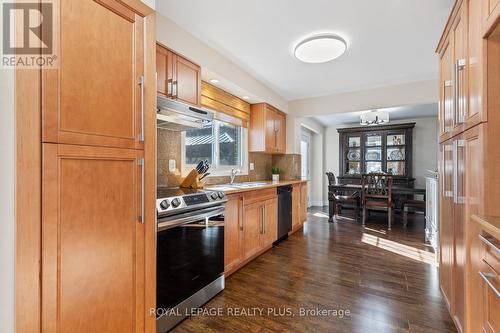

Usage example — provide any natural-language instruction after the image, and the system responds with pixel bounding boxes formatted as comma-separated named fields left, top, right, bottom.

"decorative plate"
left=389, top=149, right=404, bottom=160
left=366, top=151, right=380, bottom=160
left=347, top=150, right=361, bottom=161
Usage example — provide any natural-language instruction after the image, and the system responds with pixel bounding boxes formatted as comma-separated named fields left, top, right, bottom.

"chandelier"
left=360, top=110, right=390, bottom=126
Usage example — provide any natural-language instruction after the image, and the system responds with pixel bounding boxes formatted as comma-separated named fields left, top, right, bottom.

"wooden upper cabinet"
left=452, top=3, right=468, bottom=136
left=156, top=43, right=201, bottom=106
left=42, top=144, right=145, bottom=333
left=43, top=0, right=147, bottom=149
left=249, top=103, right=287, bottom=154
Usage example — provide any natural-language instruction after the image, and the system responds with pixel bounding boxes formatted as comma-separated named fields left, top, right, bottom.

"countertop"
left=206, top=179, right=308, bottom=195
left=471, top=215, right=500, bottom=240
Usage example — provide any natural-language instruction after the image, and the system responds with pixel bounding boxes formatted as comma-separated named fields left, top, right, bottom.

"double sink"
left=207, top=182, right=269, bottom=192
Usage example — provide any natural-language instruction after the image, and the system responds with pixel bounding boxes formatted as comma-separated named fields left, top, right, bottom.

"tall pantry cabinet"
left=17, top=1, right=157, bottom=332
left=436, top=0, right=500, bottom=332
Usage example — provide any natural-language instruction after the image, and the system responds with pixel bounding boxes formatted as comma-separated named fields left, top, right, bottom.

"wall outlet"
left=169, top=159, right=176, bottom=172
left=249, top=162, right=255, bottom=171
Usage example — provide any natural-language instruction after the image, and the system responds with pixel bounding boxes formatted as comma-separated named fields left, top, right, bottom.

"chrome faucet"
left=230, top=168, right=240, bottom=184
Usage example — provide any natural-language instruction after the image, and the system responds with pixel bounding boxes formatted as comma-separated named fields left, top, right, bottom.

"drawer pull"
left=479, top=234, right=500, bottom=254
left=479, top=271, right=500, bottom=298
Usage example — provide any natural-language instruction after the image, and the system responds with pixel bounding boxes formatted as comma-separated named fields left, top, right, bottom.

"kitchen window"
left=182, top=120, right=248, bottom=176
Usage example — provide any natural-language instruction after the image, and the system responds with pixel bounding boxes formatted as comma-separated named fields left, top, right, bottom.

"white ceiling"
left=313, top=103, right=438, bottom=126
left=156, top=0, right=453, bottom=101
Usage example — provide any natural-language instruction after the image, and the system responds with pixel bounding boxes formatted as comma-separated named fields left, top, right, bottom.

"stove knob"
left=218, top=192, right=225, bottom=199
left=160, top=200, right=170, bottom=210
left=171, top=198, right=181, bottom=207
left=211, top=192, right=219, bottom=200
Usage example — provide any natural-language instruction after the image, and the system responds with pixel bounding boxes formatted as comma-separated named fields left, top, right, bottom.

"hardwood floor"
left=171, top=207, right=457, bottom=333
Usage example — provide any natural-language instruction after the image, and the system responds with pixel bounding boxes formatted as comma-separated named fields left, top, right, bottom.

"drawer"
left=243, top=188, right=277, bottom=206
left=479, top=263, right=500, bottom=333
left=480, top=232, right=500, bottom=274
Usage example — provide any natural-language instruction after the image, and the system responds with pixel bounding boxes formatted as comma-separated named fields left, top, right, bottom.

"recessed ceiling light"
left=294, top=34, right=347, bottom=64
left=242, top=96, right=249, bottom=100
left=209, top=79, right=219, bottom=84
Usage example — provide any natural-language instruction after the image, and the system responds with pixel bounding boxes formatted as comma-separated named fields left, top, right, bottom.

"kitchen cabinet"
left=224, top=194, right=244, bottom=273
left=249, top=103, right=286, bottom=154
left=156, top=43, right=201, bottom=106
left=439, top=140, right=455, bottom=311
left=437, top=1, right=500, bottom=332
left=42, top=144, right=146, bottom=332
left=300, top=182, right=308, bottom=223
left=292, top=184, right=301, bottom=231
left=261, top=198, right=278, bottom=247
left=42, top=0, right=147, bottom=150
left=36, top=1, right=156, bottom=332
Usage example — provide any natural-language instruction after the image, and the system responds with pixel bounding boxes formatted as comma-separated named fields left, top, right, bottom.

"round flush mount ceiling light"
left=294, top=34, right=347, bottom=63
left=209, top=79, right=219, bottom=84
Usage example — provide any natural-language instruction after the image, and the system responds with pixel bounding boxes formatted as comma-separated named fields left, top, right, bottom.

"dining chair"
left=361, top=173, right=394, bottom=230
left=326, top=172, right=360, bottom=221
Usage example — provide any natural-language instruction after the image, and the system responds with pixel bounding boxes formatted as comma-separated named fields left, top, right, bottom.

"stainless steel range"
left=156, top=187, right=227, bottom=333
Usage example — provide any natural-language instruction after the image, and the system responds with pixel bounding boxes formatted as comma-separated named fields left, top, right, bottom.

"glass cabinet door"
left=364, top=133, right=382, bottom=173
left=346, top=136, right=361, bottom=175
left=386, top=132, right=406, bottom=176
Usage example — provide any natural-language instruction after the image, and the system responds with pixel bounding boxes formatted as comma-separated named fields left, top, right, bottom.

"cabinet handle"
left=454, top=59, right=466, bottom=125
left=138, top=75, right=145, bottom=142
left=172, top=80, right=178, bottom=99
left=167, top=78, right=172, bottom=97
left=479, top=234, right=500, bottom=254
left=263, top=204, right=266, bottom=234
left=442, top=80, right=452, bottom=133
left=479, top=271, right=500, bottom=298
left=260, top=205, right=265, bottom=234
left=239, top=197, right=244, bottom=231
left=137, top=158, right=145, bottom=224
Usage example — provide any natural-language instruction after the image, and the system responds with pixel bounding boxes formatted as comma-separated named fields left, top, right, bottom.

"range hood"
left=157, top=96, right=214, bottom=131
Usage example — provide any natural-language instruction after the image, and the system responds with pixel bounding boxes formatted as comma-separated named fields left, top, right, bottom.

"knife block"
left=180, top=169, right=204, bottom=189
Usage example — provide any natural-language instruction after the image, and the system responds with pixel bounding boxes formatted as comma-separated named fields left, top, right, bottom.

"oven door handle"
left=157, top=207, right=225, bottom=231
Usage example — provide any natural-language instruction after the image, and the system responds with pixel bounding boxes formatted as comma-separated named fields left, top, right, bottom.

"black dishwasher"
left=275, top=185, right=293, bottom=244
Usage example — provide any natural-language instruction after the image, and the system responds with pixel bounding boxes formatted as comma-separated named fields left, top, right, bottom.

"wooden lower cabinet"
left=261, top=198, right=278, bottom=247
left=480, top=262, right=500, bottom=333
left=42, top=144, right=145, bottom=332
left=224, top=194, right=244, bottom=273
left=242, top=201, right=264, bottom=260
left=300, top=182, right=308, bottom=223
left=292, top=184, right=301, bottom=231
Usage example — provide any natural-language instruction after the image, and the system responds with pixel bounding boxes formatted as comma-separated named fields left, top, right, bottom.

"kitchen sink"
left=209, top=182, right=269, bottom=190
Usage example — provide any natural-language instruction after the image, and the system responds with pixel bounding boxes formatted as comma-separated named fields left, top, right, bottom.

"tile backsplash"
left=157, top=128, right=302, bottom=187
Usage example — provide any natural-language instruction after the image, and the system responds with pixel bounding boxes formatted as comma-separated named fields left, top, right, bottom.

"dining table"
left=327, top=183, right=426, bottom=221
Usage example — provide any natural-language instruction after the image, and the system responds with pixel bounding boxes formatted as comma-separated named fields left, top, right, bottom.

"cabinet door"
left=42, top=144, right=144, bottom=333
left=300, top=183, right=308, bottom=222
left=156, top=44, right=168, bottom=96
left=174, top=55, right=201, bottom=106
left=43, top=0, right=145, bottom=149
left=465, top=125, right=485, bottom=333
left=261, top=198, right=278, bottom=247
left=480, top=263, right=500, bottom=333
left=265, top=107, right=277, bottom=152
left=453, top=136, right=466, bottom=333
left=224, top=195, right=243, bottom=272
left=439, top=140, right=454, bottom=310
left=452, top=4, right=468, bottom=132
left=439, top=38, right=454, bottom=139
left=275, top=111, right=287, bottom=153
left=243, top=202, right=263, bottom=259
left=292, top=184, right=301, bottom=229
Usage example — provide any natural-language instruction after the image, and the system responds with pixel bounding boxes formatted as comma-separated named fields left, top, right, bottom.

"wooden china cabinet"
left=337, top=123, right=415, bottom=187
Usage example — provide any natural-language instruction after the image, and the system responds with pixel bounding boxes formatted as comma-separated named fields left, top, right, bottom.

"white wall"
left=295, top=118, right=325, bottom=207
left=0, top=69, right=15, bottom=333
left=155, top=14, right=288, bottom=112
left=324, top=117, right=438, bottom=202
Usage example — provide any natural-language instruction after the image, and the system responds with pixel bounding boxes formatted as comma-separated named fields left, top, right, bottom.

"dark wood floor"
left=172, top=207, right=457, bottom=333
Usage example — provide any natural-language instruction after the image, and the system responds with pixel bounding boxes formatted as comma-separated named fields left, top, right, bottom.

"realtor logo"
left=1, top=0, right=59, bottom=68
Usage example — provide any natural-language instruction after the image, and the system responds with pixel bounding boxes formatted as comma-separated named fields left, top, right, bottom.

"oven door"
left=156, top=206, right=225, bottom=311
